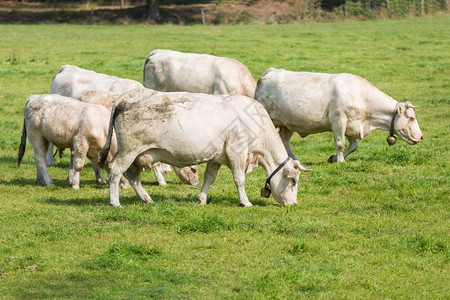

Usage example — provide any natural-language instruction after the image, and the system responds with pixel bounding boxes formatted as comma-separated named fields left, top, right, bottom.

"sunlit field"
left=0, top=17, right=448, bottom=298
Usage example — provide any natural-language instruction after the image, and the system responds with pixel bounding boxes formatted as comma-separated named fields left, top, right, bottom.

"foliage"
left=0, top=17, right=449, bottom=298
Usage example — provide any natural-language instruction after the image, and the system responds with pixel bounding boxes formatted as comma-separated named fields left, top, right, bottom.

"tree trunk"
left=147, top=0, right=160, bottom=23
left=120, top=0, right=125, bottom=9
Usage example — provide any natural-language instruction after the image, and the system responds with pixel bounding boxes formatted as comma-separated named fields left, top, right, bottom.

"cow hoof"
left=72, top=185, right=80, bottom=190
left=327, top=155, right=337, bottom=163
left=142, top=197, right=153, bottom=204
left=239, top=202, right=253, bottom=208
left=97, top=179, right=107, bottom=185
left=109, top=202, right=121, bottom=207
left=196, top=195, right=207, bottom=205
left=157, top=181, right=167, bottom=186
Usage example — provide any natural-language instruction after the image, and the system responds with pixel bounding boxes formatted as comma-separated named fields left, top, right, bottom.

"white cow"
left=79, top=90, right=199, bottom=186
left=143, top=49, right=256, bottom=97
left=49, top=66, right=196, bottom=186
left=50, top=65, right=143, bottom=99
left=99, top=88, right=310, bottom=207
left=255, top=68, right=424, bottom=162
left=18, top=94, right=117, bottom=189
left=47, top=65, right=142, bottom=165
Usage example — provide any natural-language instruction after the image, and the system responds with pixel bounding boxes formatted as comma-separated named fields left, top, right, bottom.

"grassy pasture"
left=0, top=17, right=449, bottom=298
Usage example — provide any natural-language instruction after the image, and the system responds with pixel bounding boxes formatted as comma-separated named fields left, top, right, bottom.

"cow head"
left=268, top=160, right=299, bottom=206
left=392, top=101, right=423, bottom=145
left=174, top=166, right=199, bottom=186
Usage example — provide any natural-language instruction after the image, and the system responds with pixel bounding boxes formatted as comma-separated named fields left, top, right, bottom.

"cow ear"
left=397, top=103, right=405, bottom=115
left=283, top=166, right=299, bottom=178
left=245, top=154, right=259, bottom=174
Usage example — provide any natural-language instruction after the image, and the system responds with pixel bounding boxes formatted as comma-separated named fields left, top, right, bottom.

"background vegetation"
left=0, top=0, right=448, bottom=24
left=0, top=17, right=449, bottom=298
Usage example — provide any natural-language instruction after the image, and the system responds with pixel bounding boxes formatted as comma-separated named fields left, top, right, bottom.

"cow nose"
left=420, top=135, right=424, bottom=141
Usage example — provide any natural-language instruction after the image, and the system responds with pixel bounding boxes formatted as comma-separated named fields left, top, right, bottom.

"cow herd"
left=17, top=49, right=423, bottom=207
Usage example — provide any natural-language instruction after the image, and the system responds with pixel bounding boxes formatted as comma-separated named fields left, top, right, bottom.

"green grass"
left=0, top=17, right=449, bottom=298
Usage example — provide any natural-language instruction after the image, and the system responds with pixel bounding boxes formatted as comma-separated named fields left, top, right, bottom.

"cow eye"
left=291, top=178, right=297, bottom=185
left=409, top=116, right=415, bottom=122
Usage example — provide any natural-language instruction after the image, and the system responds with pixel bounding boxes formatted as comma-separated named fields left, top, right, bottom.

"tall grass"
left=0, top=17, right=449, bottom=298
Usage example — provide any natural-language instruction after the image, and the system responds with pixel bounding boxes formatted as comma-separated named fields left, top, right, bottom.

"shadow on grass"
left=2, top=177, right=71, bottom=187
left=42, top=189, right=272, bottom=208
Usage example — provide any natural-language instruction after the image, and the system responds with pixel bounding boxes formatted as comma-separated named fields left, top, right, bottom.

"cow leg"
left=31, top=136, right=53, bottom=186
left=108, top=152, right=140, bottom=207
left=67, top=150, right=74, bottom=182
left=229, top=161, right=252, bottom=207
left=90, top=158, right=107, bottom=185
left=46, top=143, right=54, bottom=165
left=197, top=163, right=221, bottom=205
left=344, top=137, right=359, bottom=159
left=152, top=163, right=167, bottom=186
left=329, top=119, right=347, bottom=163
left=71, top=140, right=89, bottom=190
left=279, top=126, right=300, bottom=161
left=123, top=163, right=153, bottom=204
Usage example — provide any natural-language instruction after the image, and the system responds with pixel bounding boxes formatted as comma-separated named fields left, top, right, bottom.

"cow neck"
left=368, top=98, right=399, bottom=133
left=258, top=149, right=289, bottom=179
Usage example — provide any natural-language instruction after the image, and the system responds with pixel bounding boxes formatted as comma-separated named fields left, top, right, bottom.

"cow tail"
left=99, top=100, right=122, bottom=169
left=17, top=118, right=27, bottom=167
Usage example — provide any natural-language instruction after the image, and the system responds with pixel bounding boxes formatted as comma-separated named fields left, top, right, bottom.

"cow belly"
left=137, top=146, right=228, bottom=168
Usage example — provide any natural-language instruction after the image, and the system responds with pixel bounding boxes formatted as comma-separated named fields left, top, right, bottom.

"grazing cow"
left=255, top=68, right=424, bottom=162
left=50, top=65, right=143, bottom=99
left=47, top=65, right=143, bottom=165
left=18, top=94, right=116, bottom=189
left=49, top=66, right=197, bottom=186
left=143, top=49, right=257, bottom=97
left=99, top=88, right=310, bottom=207
left=79, top=90, right=199, bottom=186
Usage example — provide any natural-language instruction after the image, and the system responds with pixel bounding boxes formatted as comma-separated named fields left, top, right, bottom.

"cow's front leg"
left=329, top=119, right=347, bottom=163
left=72, top=144, right=88, bottom=190
left=230, top=166, right=252, bottom=207
left=197, top=163, right=221, bottom=205
left=123, top=163, right=153, bottom=203
left=67, top=150, right=74, bottom=182
left=279, top=126, right=299, bottom=161
left=152, top=163, right=167, bottom=186
left=227, top=149, right=252, bottom=207
left=46, top=143, right=55, bottom=166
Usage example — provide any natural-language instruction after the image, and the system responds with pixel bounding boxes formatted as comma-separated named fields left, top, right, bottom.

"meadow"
left=0, top=17, right=449, bottom=298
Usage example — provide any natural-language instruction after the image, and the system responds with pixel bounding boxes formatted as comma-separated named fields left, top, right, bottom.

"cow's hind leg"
left=123, top=163, right=153, bottom=204
left=197, top=163, right=221, bottom=205
left=31, top=136, right=53, bottom=186
left=328, top=118, right=347, bottom=163
left=108, top=152, right=141, bottom=207
left=343, top=137, right=359, bottom=160
left=279, top=126, right=300, bottom=161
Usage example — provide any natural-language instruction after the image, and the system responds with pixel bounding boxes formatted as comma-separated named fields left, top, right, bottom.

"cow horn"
left=405, top=101, right=418, bottom=109
left=293, top=160, right=312, bottom=172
